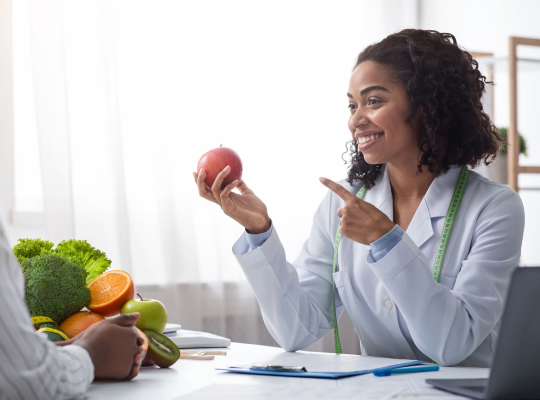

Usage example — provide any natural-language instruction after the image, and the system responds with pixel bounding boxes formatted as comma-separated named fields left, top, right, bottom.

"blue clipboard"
left=217, top=360, right=425, bottom=379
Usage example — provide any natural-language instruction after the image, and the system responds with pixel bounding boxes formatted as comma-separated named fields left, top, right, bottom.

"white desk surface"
left=88, top=342, right=489, bottom=399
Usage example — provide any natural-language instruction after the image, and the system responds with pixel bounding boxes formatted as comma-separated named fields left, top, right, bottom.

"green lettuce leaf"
left=54, top=239, right=111, bottom=284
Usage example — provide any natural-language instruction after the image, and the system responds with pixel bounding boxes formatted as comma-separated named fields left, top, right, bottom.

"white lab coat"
left=232, top=165, right=525, bottom=367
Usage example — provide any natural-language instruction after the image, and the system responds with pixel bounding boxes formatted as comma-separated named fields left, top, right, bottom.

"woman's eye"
left=367, top=98, right=381, bottom=106
left=348, top=103, right=357, bottom=111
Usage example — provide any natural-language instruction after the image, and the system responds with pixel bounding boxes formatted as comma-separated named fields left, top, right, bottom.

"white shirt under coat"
left=0, top=223, right=94, bottom=400
left=232, top=165, right=525, bottom=367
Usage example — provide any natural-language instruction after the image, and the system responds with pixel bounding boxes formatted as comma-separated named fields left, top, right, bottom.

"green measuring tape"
left=331, top=186, right=367, bottom=354
left=331, top=166, right=469, bottom=354
left=432, top=166, right=469, bottom=283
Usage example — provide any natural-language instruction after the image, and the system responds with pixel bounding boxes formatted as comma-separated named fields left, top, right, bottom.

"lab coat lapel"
left=366, top=165, right=394, bottom=220
left=406, top=167, right=462, bottom=249
left=368, top=165, right=432, bottom=248
left=423, top=167, right=462, bottom=218
left=405, top=198, right=434, bottom=249
left=366, top=165, right=461, bottom=249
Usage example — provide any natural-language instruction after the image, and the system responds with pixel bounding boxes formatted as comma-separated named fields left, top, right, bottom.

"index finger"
left=319, top=177, right=357, bottom=202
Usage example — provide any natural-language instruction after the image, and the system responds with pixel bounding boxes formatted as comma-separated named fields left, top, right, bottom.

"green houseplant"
left=497, top=127, right=527, bottom=157
left=488, top=127, right=527, bottom=184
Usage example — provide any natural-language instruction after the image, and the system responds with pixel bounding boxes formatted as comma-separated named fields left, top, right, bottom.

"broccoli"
left=54, top=239, right=112, bottom=284
left=22, top=254, right=91, bottom=341
left=13, top=238, right=54, bottom=265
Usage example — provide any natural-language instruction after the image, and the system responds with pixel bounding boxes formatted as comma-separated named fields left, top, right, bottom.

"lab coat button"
left=384, top=300, right=393, bottom=310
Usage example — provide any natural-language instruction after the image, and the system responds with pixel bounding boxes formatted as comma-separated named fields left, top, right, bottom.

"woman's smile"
left=355, top=129, right=384, bottom=150
left=348, top=61, right=420, bottom=166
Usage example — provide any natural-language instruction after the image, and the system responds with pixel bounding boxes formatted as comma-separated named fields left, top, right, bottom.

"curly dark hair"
left=345, top=29, right=503, bottom=189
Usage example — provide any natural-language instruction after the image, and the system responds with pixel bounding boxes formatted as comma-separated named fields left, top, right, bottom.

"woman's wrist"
left=246, top=218, right=272, bottom=235
left=369, top=221, right=397, bottom=244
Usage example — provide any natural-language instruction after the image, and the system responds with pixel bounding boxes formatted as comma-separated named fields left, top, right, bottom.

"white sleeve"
left=367, top=188, right=525, bottom=366
left=233, top=191, right=340, bottom=351
left=0, top=225, right=94, bottom=400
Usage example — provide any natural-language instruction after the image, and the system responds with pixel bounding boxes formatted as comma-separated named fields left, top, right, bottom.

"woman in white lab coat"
left=194, top=29, right=525, bottom=367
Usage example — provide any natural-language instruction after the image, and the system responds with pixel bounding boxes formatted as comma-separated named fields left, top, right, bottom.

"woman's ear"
left=408, top=104, right=424, bottom=127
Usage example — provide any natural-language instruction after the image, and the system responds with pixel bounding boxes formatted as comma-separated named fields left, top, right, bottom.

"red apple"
left=197, top=146, right=243, bottom=189
left=141, top=354, right=156, bottom=367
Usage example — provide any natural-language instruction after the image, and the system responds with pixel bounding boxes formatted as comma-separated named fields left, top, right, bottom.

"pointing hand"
left=319, top=177, right=395, bottom=245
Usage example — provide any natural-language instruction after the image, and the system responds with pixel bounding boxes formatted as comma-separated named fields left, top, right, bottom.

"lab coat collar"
left=423, top=166, right=463, bottom=218
left=368, top=165, right=394, bottom=219
left=370, top=165, right=462, bottom=249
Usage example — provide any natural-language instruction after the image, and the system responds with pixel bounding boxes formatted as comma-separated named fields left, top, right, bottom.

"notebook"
left=163, top=324, right=231, bottom=349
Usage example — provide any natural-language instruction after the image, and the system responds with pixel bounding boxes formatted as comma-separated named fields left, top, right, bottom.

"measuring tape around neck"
left=331, top=166, right=469, bottom=354
left=331, top=186, right=367, bottom=354
left=432, top=166, right=469, bottom=283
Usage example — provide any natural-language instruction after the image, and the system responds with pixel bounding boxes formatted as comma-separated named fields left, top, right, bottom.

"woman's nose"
left=349, top=111, right=369, bottom=130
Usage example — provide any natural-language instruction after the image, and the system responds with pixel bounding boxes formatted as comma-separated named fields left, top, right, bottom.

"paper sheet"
left=176, top=384, right=403, bottom=400
left=233, top=351, right=421, bottom=373
left=175, top=380, right=464, bottom=400
left=342, top=377, right=465, bottom=398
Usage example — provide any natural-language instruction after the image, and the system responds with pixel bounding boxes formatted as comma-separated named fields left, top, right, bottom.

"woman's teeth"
left=358, top=133, right=382, bottom=145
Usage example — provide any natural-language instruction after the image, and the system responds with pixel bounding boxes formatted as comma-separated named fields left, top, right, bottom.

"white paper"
left=176, top=380, right=465, bottom=400
left=342, top=377, right=465, bottom=399
left=176, top=384, right=403, bottom=400
left=232, top=351, right=419, bottom=373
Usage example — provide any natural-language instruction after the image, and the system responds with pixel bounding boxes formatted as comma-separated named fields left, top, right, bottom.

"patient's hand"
left=63, top=313, right=144, bottom=380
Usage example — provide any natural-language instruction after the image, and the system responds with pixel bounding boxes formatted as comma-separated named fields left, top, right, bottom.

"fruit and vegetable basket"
left=13, top=238, right=180, bottom=368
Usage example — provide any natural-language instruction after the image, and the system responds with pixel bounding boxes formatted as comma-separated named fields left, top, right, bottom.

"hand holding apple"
left=194, top=147, right=271, bottom=234
left=197, top=146, right=243, bottom=190
left=120, top=294, right=168, bottom=334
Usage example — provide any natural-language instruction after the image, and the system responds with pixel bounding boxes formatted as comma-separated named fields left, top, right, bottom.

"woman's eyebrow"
left=347, top=85, right=390, bottom=99
left=360, top=85, right=390, bottom=96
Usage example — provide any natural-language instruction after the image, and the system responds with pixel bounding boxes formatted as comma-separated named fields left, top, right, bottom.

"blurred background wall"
left=1, top=0, right=539, bottom=353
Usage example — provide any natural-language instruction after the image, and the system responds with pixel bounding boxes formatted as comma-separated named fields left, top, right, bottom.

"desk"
left=88, top=343, right=489, bottom=399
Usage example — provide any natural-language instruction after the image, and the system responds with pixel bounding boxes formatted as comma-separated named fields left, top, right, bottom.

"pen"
left=250, top=364, right=307, bottom=372
left=373, top=365, right=439, bottom=377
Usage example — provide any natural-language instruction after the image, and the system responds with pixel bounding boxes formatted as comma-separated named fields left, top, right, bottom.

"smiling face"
left=348, top=61, right=421, bottom=168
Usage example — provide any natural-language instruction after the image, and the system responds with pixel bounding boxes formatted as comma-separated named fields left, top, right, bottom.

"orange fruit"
left=136, top=327, right=149, bottom=356
left=87, top=270, right=135, bottom=317
left=59, top=311, right=105, bottom=339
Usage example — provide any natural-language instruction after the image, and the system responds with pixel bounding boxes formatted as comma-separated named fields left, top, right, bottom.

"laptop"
left=427, top=267, right=540, bottom=399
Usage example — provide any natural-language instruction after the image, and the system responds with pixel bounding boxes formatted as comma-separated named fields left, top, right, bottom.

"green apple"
left=121, top=294, right=167, bottom=334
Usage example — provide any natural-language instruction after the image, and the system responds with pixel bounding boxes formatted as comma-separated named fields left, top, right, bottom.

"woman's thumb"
left=108, top=312, right=140, bottom=327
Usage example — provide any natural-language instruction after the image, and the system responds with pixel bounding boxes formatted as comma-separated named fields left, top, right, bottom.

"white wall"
left=420, top=0, right=540, bottom=265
